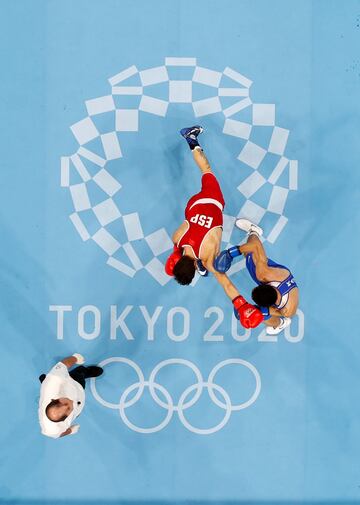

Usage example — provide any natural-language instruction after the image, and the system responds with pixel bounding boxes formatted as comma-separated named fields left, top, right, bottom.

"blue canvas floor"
left=1, top=0, right=360, bottom=503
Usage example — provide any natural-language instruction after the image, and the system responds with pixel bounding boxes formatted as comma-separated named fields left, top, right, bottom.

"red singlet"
left=177, top=173, right=225, bottom=259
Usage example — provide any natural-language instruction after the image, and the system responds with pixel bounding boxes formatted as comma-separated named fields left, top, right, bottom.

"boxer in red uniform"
left=165, top=126, right=263, bottom=329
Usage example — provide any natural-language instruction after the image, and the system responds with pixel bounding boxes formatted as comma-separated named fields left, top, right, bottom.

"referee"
left=38, top=353, right=103, bottom=439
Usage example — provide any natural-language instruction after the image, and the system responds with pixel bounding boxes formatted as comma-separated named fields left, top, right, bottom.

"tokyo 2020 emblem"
left=60, top=57, right=298, bottom=286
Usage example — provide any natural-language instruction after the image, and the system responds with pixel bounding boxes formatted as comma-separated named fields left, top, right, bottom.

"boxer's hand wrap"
left=165, top=246, right=182, bottom=276
left=257, top=306, right=271, bottom=321
left=232, top=295, right=264, bottom=329
left=214, top=246, right=241, bottom=273
left=196, top=259, right=208, bottom=277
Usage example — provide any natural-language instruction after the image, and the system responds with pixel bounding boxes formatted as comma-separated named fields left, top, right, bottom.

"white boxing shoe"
left=266, top=317, right=291, bottom=335
left=235, top=218, right=263, bottom=237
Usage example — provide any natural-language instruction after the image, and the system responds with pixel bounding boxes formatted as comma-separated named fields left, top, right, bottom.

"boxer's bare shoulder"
left=172, top=221, right=188, bottom=244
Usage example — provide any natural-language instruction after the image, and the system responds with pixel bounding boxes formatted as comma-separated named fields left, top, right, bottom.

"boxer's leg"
left=247, top=235, right=263, bottom=253
left=180, top=125, right=225, bottom=210
left=180, top=125, right=212, bottom=174
left=248, top=232, right=260, bottom=244
left=184, top=157, right=224, bottom=213
left=243, top=229, right=268, bottom=265
left=192, top=147, right=212, bottom=175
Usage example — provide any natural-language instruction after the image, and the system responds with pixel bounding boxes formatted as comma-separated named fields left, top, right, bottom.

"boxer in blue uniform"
left=214, top=218, right=299, bottom=334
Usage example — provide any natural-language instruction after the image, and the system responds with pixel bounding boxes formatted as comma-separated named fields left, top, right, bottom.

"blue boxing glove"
left=214, top=246, right=242, bottom=273
left=196, top=259, right=208, bottom=277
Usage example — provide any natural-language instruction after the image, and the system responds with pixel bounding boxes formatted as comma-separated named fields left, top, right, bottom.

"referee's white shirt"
left=39, top=362, right=85, bottom=438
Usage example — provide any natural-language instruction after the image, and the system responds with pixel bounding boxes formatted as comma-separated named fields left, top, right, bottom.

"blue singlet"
left=245, top=253, right=297, bottom=309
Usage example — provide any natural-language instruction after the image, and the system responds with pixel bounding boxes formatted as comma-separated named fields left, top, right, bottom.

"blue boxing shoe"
left=180, top=125, right=203, bottom=150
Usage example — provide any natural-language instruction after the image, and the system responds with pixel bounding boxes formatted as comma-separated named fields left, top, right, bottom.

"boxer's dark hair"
left=251, top=285, right=277, bottom=307
left=46, top=399, right=67, bottom=422
left=173, top=256, right=196, bottom=285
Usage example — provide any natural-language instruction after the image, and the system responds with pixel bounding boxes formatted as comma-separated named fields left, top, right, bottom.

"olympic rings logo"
left=90, top=357, right=261, bottom=434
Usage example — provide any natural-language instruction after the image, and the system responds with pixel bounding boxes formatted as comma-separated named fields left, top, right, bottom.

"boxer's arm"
left=206, top=262, right=263, bottom=329
left=205, top=263, right=240, bottom=300
left=172, top=221, right=188, bottom=244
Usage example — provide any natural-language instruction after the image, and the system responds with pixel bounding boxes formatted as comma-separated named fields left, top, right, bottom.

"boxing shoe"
left=180, top=125, right=203, bottom=139
left=235, top=218, right=263, bottom=237
left=180, top=125, right=203, bottom=149
left=266, top=317, right=291, bottom=335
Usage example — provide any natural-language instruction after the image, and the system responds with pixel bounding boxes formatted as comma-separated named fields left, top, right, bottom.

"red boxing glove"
left=232, top=295, right=264, bottom=329
left=165, top=246, right=182, bottom=276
